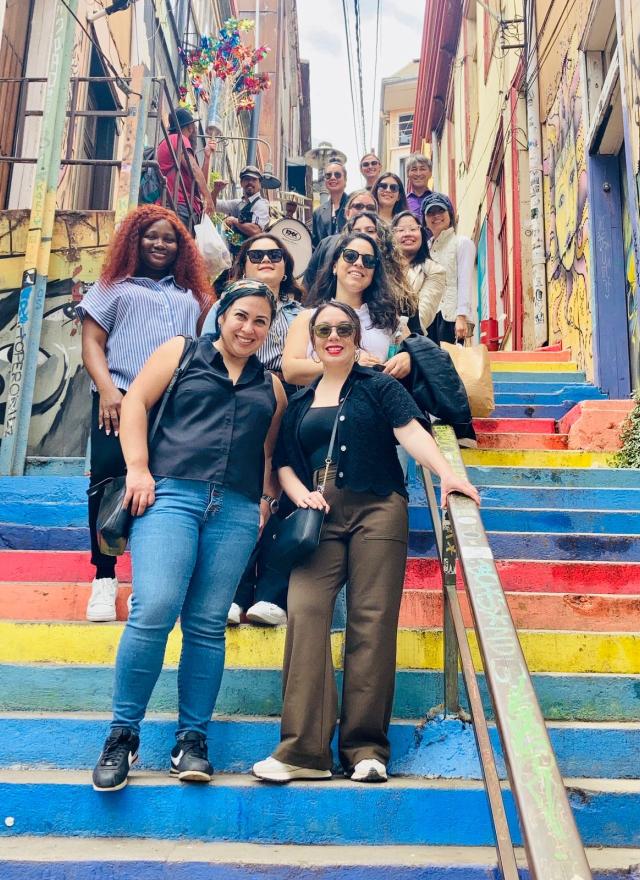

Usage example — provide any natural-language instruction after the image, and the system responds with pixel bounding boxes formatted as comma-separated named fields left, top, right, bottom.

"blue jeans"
left=111, top=478, right=259, bottom=737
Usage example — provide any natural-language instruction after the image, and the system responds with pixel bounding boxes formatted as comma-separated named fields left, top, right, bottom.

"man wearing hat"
left=156, top=108, right=215, bottom=230
left=212, top=166, right=270, bottom=255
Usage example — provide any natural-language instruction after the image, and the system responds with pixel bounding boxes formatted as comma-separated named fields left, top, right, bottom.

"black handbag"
left=263, top=390, right=350, bottom=575
left=88, top=337, right=198, bottom=557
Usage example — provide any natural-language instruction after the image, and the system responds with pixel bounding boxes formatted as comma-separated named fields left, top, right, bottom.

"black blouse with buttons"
left=273, top=364, right=429, bottom=499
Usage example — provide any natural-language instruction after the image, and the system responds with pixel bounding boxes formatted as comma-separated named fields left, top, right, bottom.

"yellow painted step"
left=490, top=362, right=578, bottom=372
left=461, top=449, right=613, bottom=468
left=1, top=621, right=639, bottom=674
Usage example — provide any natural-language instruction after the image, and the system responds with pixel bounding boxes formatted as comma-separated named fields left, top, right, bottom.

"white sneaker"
left=246, top=601, right=287, bottom=626
left=252, top=755, right=331, bottom=783
left=227, top=602, right=242, bottom=626
left=351, top=758, right=388, bottom=783
left=86, top=577, right=118, bottom=622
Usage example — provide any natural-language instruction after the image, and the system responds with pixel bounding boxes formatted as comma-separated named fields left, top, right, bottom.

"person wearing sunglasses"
left=359, top=152, right=382, bottom=190
left=312, top=160, right=349, bottom=247
left=422, top=192, right=475, bottom=345
left=304, top=189, right=378, bottom=291
left=202, top=234, right=304, bottom=628
left=283, top=232, right=412, bottom=385
left=91, top=279, right=287, bottom=792
left=392, top=211, right=446, bottom=334
left=371, top=172, right=409, bottom=224
left=253, top=302, right=480, bottom=784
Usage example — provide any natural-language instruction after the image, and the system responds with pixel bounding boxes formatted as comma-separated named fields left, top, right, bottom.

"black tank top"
left=150, top=336, right=276, bottom=501
left=299, top=405, right=338, bottom=473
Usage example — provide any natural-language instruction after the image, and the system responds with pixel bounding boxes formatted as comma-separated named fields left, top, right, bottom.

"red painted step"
left=2, top=552, right=639, bottom=596
left=473, top=418, right=557, bottom=434
left=476, top=432, right=568, bottom=450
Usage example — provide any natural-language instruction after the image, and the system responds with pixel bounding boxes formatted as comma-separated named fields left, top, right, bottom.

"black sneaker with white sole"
left=92, top=727, right=139, bottom=792
left=170, top=731, right=213, bottom=782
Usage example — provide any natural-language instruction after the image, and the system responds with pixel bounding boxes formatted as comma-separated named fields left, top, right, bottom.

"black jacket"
left=311, top=193, right=349, bottom=247
left=400, top=334, right=476, bottom=442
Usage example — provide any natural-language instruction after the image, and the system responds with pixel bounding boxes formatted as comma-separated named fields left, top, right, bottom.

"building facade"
left=413, top=0, right=640, bottom=395
left=378, top=61, right=419, bottom=178
left=0, top=0, right=308, bottom=467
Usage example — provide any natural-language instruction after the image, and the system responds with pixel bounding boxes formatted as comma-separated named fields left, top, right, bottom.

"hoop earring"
left=354, top=348, right=361, bottom=362
left=282, top=274, right=288, bottom=282
left=311, top=349, right=321, bottom=364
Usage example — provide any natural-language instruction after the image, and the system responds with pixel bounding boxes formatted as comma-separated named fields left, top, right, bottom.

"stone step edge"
left=1, top=837, right=639, bottom=873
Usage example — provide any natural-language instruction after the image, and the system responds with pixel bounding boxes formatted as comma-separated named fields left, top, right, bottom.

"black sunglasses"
left=246, top=248, right=284, bottom=264
left=325, top=171, right=343, bottom=179
left=341, top=248, right=377, bottom=269
left=377, top=182, right=400, bottom=192
left=361, top=161, right=380, bottom=168
left=312, top=322, right=356, bottom=339
left=350, top=202, right=376, bottom=211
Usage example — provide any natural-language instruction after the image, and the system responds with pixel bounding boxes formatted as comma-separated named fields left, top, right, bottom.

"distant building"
left=378, top=61, right=419, bottom=179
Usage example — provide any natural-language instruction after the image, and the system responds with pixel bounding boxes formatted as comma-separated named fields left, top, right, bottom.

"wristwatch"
left=261, top=494, right=280, bottom=514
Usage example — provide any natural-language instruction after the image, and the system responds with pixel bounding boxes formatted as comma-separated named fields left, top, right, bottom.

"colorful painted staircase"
left=1, top=351, right=640, bottom=878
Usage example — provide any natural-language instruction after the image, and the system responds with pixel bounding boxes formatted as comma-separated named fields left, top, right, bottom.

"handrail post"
left=0, top=0, right=79, bottom=476
left=442, top=511, right=460, bottom=714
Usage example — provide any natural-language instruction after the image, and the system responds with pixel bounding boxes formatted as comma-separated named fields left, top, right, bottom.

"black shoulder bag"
left=263, top=389, right=351, bottom=575
left=88, top=337, right=198, bottom=557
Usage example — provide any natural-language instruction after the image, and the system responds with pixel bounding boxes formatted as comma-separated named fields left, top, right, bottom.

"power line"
left=353, top=0, right=367, bottom=152
left=368, top=0, right=381, bottom=151
left=340, top=0, right=362, bottom=156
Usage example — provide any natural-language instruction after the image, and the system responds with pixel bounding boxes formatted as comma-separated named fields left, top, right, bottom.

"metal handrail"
left=422, top=424, right=592, bottom=880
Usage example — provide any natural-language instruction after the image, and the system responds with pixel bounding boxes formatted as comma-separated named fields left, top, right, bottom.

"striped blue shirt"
left=76, top=275, right=201, bottom=391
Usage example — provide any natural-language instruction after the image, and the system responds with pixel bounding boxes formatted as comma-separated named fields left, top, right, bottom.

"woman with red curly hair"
left=77, top=205, right=214, bottom=624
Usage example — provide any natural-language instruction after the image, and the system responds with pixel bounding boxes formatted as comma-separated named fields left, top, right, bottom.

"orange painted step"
left=476, top=432, right=568, bottom=450
left=0, top=581, right=132, bottom=621
left=473, top=418, right=557, bottom=434
left=398, top=589, right=640, bottom=632
left=489, top=349, right=572, bottom=362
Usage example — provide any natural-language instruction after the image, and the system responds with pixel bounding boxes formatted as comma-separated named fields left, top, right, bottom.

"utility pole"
left=0, top=0, right=6, bottom=46
left=0, top=0, right=80, bottom=475
left=246, top=0, right=261, bottom=166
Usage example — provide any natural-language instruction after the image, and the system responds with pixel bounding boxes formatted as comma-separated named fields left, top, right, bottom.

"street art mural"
left=542, top=30, right=593, bottom=378
left=0, top=211, right=113, bottom=457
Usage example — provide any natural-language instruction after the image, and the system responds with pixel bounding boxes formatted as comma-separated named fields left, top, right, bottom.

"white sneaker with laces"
left=351, top=758, right=388, bottom=783
left=227, top=602, right=242, bottom=626
left=86, top=577, right=118, bottom=623
left=246, top=601, right=287, bottom=626
left=252, top=755, right=331, bottom=783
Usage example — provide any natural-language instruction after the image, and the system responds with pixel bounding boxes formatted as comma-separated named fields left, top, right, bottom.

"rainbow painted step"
left=0, top=770, right=638, bottom=847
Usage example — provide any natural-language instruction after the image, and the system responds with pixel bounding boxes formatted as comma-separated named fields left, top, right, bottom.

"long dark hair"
left=371, top=172, right=408, bottom=217
left=306, top=231, right=398, bottom=332
left=392, top=210, right=431, bottom=265
left=230, top=233, right=304, bottom=301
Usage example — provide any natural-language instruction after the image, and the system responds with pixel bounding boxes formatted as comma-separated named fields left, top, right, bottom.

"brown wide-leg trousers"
left=273, top=473, right=408, bottom=774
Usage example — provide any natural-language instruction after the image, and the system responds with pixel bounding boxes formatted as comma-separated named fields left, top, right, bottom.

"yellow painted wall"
left=0, top=211, right=114, bottom=456
left=538, top=0, right=594, bottom=378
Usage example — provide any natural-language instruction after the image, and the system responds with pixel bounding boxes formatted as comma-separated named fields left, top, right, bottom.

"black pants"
left=427, top=313, right=456, bottom=345
left=88, top=390, right=127, bottom=579
left=233, top=513, right=290, bottom=611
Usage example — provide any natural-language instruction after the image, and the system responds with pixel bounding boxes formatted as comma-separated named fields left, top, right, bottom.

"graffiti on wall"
left=0, top=211, right=113, bottom=457
left=542, top=34, right=593, bottom=378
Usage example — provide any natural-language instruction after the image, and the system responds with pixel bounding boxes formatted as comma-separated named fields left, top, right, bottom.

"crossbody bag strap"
left=317, top=386, right=352, bottom=495
left=148, top=336, right=197, bottom=445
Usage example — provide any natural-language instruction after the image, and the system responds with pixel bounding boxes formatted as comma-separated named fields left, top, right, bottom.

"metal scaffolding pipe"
left=0, top=0, right=80, bottom=475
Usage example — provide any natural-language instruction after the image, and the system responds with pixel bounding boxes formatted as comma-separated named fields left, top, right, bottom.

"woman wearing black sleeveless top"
left=91, top=280, right=286, bottom=792
left=253, top=302, right=479, bottom=784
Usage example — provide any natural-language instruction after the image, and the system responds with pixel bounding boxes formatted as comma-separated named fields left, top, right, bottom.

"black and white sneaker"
left=170, top=731, right=213, bottom=782
left=92, top=727, right=139, bottom=792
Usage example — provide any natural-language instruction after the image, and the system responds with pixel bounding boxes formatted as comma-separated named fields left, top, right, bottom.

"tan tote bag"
left=441, top=340, right=495, bottom=418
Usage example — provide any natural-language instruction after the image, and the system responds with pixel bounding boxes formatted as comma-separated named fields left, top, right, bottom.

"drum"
left=269, top=218, right=312, bottom=279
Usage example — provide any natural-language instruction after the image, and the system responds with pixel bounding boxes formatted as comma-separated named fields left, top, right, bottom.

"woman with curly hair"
left=77, top=204, right=214, bottom=624
left=282, top=232, right=412, bottom=385
left=370, top=172, right=408, bottom=224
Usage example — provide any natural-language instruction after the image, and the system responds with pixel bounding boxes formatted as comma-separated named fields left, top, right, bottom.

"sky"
left=296, top=0, right=424, bottom=183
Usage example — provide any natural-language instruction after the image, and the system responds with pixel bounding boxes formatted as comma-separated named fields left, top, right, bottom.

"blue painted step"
left=3, top=665, right=639, bottom=722
left=0, top=773, right=638, bottom=846
left=494, top=388, right=606, bottom=405
left=425, top=486, right=640, bottom=510
left=491, top=404, right=575, bottom=418
left=490, top=371, right=587, bottom=383
left=464, top=467, right=640, bottom=488
left=492, top=381, right=594, bottom=392
left=1, top=715, right=637, bottom=780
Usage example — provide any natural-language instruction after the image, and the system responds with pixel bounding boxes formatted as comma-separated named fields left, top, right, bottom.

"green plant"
left=613, top=391, right=640, bottom=468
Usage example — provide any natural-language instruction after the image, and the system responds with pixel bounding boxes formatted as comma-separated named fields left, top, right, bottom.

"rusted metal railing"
left=422, top=424, right=592, bottom=880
